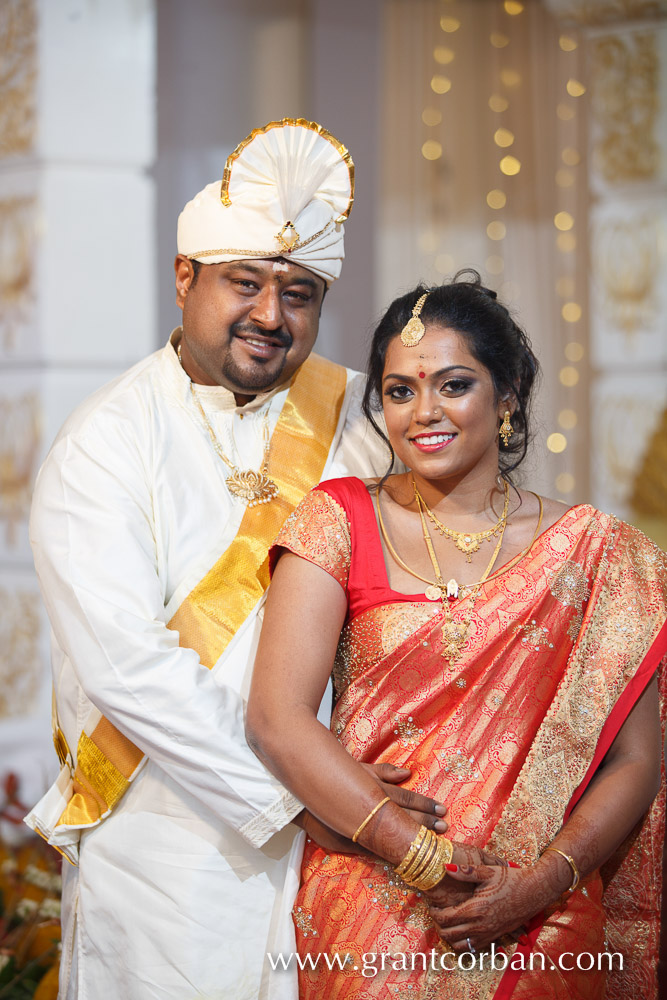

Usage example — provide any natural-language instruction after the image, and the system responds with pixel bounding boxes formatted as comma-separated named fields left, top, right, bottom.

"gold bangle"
left=351, top=796, right=390, bottom=843
left=396, top=826, right=428, bottom=877
left=394, top=826, right=427, bottom=877
left=400, top=828, right=433, bottom=881
left=411, top=837, right=454, bottom=891
left=440, top=837, right=454, bottom=866
left=407, top=832, right=438, bottom=883
left=542, top=846, right=580, bottom=893
left=396, top=832, right=454, bottom=891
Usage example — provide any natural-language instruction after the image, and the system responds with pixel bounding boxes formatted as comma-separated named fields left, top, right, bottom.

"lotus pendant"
left=226, top=470, right=279, bottom=507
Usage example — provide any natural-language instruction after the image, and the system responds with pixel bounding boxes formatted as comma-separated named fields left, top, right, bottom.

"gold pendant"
left=455, top=534, right=481, bottom=560
left=425, top=584, right=442, bottom=601
left=441, top=616, right=469, bottom=662
left=226, top=470, right=279, bottom=507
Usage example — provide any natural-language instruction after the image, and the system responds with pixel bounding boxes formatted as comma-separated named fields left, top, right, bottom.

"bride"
left=247, top=271, right=666, bottom=1000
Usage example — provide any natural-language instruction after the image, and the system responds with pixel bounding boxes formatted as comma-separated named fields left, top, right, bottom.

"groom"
left=27, top=118, right=445, bottom=1000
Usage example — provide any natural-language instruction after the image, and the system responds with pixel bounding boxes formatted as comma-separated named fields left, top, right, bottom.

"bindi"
left=419, top=371, right=426, bottom=378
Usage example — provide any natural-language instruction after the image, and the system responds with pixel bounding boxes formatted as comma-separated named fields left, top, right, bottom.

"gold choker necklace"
left=178, top=342, right=278, bottom=507
left=413, top=478, right=510, bottom=562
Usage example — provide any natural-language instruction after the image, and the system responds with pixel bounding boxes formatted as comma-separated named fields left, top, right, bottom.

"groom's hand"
left=294, top=763, right=447, bottom=855
left=362, top=762, right=448, bottom=833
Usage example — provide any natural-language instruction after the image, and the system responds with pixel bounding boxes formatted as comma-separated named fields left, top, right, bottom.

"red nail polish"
left=518, top=934, right=529, bottom=945
left=445, top=863, right=458, bottom=872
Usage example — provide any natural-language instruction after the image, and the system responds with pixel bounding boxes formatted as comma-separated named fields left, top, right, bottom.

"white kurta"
left=28, top=335, right=390, bottom=1000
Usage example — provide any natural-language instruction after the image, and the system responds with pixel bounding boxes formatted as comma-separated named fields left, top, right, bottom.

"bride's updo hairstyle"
left=362, top=270, right=540, bottom=480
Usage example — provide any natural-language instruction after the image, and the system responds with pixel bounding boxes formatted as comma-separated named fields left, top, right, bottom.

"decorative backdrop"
left=379, top=0, right=666, bottom=539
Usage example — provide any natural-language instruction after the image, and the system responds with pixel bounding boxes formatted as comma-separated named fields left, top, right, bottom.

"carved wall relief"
left=0, top=586, right=41, bottom=718
left=0, top=0, right=37, bottom=158
left=590, top=32, right=658, bottom=183
left=0, top=392, right=40, bottom=547
left=593, top=213, right=657, bottom=336
left=0, top=195, right=36, bottom=349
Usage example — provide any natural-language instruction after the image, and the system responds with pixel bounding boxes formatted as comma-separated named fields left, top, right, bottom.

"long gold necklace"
left=377, top=488, right=505, bottom=662
left=178, top=344, right=279, bottom=507
left=377, top=486, right=544, bottom=663
left=417, top=494, right=506, bottom=663
left=413, top=478, right=510, bottom=562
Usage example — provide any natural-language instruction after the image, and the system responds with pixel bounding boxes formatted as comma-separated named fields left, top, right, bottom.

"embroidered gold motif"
left=393, top=714, right=423, bottom=747
left=403, top=901, right=431, bottom=932
left=516, top=619, right=554, bottom=651
left=438, top=747, right=482, bottom=782
left=567, top=610, right=584, bottom=641
left=549, top=560, right=590, bottom=607
left=333, top=612, right=382, bottom=697
left=333, top=604, right=436, bottom=699
left=365, top=872, right=411, bottom=912
left=381, top=604, right=437, bottom=655
left=292, top=906, right=318, bottom=937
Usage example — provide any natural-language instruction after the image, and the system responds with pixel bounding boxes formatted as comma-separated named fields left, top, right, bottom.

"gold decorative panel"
left=590, top=32, right=658, bottom=183
left=592, top=377, right=666, bottom=515
left=631, top=407, right=667, bottom=519
left=0, top=195, right=36, bottom=349
left=593, top=214, right=657, bottom=336
left=0, top=0, right=37, bottom=158
left=551, top=1, right=665, bottom=24
left=0, top=585, right=41, bottom=718
left=0, top=392, right=40, bottom=546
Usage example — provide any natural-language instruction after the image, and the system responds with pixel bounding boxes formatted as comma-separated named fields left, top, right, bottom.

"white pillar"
left=0, top=0, right=156, bottom=807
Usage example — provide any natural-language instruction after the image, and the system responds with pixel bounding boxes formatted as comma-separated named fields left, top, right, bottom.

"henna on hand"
left=424, top=843, right=508, bottom=909
left=427, top=860, right=567, bottom=952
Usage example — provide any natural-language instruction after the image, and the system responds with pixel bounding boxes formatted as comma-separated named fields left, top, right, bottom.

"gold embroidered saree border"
left=55, top=353, right=348, bottom=837
left=487, top=518, right=667, bottom=863
left=488, top=519, right=667, bottom=1000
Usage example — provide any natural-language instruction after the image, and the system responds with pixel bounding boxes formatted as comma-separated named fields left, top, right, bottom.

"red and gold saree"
left=273, top=476, right=667, bottom=1000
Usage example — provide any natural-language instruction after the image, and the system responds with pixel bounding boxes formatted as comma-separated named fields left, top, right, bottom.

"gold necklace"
left=377, top=489, right=544, bottom=595
left=413, top=478, right=510, bottom=562
left=178, top=343, right=279, bottom=507
left=376, top=487, right=545, bottom=663
left=416, top=493, right=506, bottom=663
left=376, top=488, right=506, bottom=663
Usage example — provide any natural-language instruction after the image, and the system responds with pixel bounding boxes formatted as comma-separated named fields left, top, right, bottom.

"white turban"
left=177, top=118, right=354, bottom=286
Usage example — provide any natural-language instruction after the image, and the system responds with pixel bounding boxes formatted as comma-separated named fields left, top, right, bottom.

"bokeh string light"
left=420, top=3, right=587, bottom=499
left=550, top=29, right=585, bottom=498
left=419, top=0, right=461, bottom=278
left=421, top=1, right=462, bottom=278
left=483, top=2, right=524, bottom=285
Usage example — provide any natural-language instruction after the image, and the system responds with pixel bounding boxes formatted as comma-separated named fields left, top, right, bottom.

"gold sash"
left=56, top=354, right=348, bottom=833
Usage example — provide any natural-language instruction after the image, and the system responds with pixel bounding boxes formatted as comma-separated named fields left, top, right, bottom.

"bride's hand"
left=452, top=843, right=508, bottom=869
left=427, top=859, right=563, bottom=952
left=423, top=843, right=507, bottom=909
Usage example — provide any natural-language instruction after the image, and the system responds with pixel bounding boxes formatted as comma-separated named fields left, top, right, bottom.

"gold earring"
left=401, top=293, right=428, bottom=347
left=499, top=411, right=513, bottom=446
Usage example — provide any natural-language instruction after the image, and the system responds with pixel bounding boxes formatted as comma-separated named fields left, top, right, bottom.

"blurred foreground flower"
left=0, top=773, right=60, bottom=999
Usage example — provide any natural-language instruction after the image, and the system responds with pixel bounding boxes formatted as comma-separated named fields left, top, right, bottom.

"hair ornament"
left=401, top=292, right=428, bottom=347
